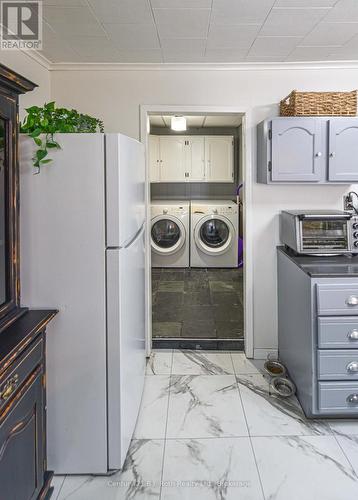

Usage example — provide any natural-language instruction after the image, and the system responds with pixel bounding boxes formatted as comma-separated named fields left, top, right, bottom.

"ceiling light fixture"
left=171, top=115, right=187, bottom=131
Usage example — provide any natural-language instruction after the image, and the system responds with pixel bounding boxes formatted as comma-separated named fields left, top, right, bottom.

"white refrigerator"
left=20, top=133, right=146, bottom=474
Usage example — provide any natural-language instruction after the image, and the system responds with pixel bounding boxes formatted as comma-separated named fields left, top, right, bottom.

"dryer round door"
left=151, top=215, right=186, bottom=256
left=194, top=215, right=234, bottom=256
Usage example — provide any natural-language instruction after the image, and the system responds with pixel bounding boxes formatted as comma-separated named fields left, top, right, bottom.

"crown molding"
left=23, top=50, right=52, bottom=70
left=48, top=60, right=358, bottom=72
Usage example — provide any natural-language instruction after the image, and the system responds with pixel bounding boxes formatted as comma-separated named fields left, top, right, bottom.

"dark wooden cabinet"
left=0, top=369, right=44, bottom=500
left=0, top=64, right=57, bottom=499
left=0, top=312, right=57, bottom=500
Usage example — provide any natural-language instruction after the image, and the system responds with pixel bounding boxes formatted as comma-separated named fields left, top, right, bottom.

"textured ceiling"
left=26, top=0, right=358, bottom=63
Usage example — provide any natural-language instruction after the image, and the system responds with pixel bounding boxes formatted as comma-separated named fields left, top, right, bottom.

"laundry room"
left=149, top=113, right=244, bottom=350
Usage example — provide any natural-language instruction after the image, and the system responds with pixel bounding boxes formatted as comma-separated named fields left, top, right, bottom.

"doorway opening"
left=140, top=106, right=252, bottom=356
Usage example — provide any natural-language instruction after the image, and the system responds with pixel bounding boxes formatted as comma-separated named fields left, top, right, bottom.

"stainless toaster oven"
left=280, top=210, right=358, bottom=255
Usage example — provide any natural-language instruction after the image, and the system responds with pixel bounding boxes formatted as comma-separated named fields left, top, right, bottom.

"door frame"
left=140, top=105, right=254, bottom=359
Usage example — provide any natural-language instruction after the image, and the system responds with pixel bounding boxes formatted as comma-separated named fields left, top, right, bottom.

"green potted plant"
left=21, top=102, right=104, bottom=172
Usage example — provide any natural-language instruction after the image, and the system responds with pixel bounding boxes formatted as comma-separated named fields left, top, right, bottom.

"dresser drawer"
left=318, top=381, right=358, bottom=414
left=316, top=283, right=358, bottom=316
left=318, top=317, right=358, bottom=349
left=318, top=349, right=358, bottom=380
left=0, top=337, right=43, bottom=412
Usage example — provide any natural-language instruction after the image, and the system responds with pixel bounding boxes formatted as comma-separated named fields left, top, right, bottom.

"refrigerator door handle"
left=123, top=223, right=145, bottom=249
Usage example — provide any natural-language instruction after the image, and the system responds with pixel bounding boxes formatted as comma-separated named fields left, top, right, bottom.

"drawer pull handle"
left=346, top=296, right=358, bottom=306
left=0, top=375, right=19, bottom=401
left=348, top=329, right=358, bottom=341
left=346, top=361, right=358, bottom=373
left=347, top=393, right=358, bottom=404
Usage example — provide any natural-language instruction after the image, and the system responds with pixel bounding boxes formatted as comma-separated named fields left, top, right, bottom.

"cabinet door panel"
left=148, top=135, right=160, bottom=182
left=328, top=119, right=358, bottom=182
left=159, top=137, right=185, bottom=182
left=205, top=136, right=233, bottom=182
left=0, top=370, right=44, bottom=500
left=271, top=118, right=323, bottom=182
left=186, top=136, right=205, bottom=181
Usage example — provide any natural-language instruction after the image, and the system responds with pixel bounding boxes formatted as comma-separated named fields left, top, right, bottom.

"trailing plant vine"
left=20, top=102, right=104, bottom=172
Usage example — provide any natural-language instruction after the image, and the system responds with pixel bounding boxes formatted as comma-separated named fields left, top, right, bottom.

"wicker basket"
left=280, top=90, right=357, bottom=117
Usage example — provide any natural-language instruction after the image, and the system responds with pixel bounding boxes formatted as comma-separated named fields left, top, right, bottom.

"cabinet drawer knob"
left=315, top=152, right=322, bottom=157
left=346, top=393, right=358, bottom=404
left=346, top=361, right=358, bottom=373
left=346, top=295, right=358, bottom=306
left=348, top=329, right=358, bottom=341
left=0, top=374, right=19, bottom=401
left=329, top=152, right=336, bottom=158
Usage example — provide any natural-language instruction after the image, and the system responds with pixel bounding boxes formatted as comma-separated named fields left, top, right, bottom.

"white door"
left=159, top=136, right=186, bottom=182
left=205, top=136, right=234, bottom=182
left=107, top=224, right=146, bottom=470
left=186, top=136, right=205, bottom=181
left=148, top=135, right=160, bottom=182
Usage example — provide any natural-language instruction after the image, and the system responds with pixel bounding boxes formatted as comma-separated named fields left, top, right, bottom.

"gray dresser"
left=278, top=246, right=358, bottom=417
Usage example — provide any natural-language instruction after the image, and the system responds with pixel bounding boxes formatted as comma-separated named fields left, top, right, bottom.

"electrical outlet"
left=344, top=194, right=354, bottom=211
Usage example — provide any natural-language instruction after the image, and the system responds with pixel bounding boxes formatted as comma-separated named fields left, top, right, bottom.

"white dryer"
left=151, top=201, right=190, bottom=268
left=191, top=200, right=238, bottom=268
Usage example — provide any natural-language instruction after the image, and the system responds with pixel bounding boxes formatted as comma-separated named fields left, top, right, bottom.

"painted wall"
left=1, top=52, right=50, bottom=119
left=49, top=66, right=358, bottom=354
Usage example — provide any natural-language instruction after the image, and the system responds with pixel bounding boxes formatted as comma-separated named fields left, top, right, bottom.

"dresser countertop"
left=0, top=309, right=57, bottom=374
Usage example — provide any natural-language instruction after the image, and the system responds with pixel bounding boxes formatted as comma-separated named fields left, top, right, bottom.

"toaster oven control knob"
left=353, top=223, right=358, bottom=230
left=353, top=232, right=358, bottom=239
left=354, top=241, right=358, bottom=248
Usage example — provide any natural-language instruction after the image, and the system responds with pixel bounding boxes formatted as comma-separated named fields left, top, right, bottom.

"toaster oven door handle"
left=297, top=214, right=351, bottom=220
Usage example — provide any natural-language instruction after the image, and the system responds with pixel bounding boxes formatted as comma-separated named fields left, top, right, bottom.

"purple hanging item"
left=236, top=184, right=243, bottom=268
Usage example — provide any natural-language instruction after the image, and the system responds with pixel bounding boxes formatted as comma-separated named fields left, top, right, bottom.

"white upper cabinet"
left=159, top=136, right=186, bottom=182
left=148, top=135, right=160, bottom=182
left=148, top=134, right=234, bottom=183
left=205, top=136, right=234, bottom=182
left=185, top=136, right=205, bottom=181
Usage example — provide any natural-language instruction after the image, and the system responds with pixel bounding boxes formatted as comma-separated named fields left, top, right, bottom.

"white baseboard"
left=254, top=348, right=278, bottom=360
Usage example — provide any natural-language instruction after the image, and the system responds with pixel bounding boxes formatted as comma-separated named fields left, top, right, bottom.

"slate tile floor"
left=52, top=350, right=358, bottom=500
left=152, top=268, right=244, bottom=339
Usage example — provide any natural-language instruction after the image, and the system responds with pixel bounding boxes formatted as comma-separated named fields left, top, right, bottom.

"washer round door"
left=151, top=215, right=186, bottom=255
left=195, top=215, right=234, bottom=256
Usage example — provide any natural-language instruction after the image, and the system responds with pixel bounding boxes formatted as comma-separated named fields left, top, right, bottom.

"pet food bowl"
left=263, top=359, right=286, bottom=378
left=270, top=377, right=296, bottom=398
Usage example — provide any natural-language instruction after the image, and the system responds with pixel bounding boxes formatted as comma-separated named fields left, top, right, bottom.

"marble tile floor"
left=52, top=350, right=358, bottom=500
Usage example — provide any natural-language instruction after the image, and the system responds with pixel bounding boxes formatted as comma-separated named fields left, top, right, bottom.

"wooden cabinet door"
left=159, top=136, right=186, bottom=182
left=148, top=135, right=160, bottom=182
left=186, top=136, right=205, bottom=181
left=0, top=369, right=44, bottom=500
left=328, top=119, right=358, bottom=182
left=270, top=118, right=323, bottom=182
left=205, top=136, right=234, bottom=182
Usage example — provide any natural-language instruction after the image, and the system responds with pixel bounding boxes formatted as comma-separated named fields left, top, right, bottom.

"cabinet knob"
left=346, top=361, right=358, bottom=373
left=315, top=152, right=322, bottom=157
left=346, top=393, right=358, bottom=404
left=346, top=295, right=358, bottom=306
left=329, top=152, right=336, bottom=158
left=348, top=329, right=358, bottom=341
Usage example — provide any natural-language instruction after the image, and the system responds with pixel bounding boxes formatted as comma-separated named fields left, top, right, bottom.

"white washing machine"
left=191, top=200, right=238, bottom=268
left=151, top=201, right=190, bottom=268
